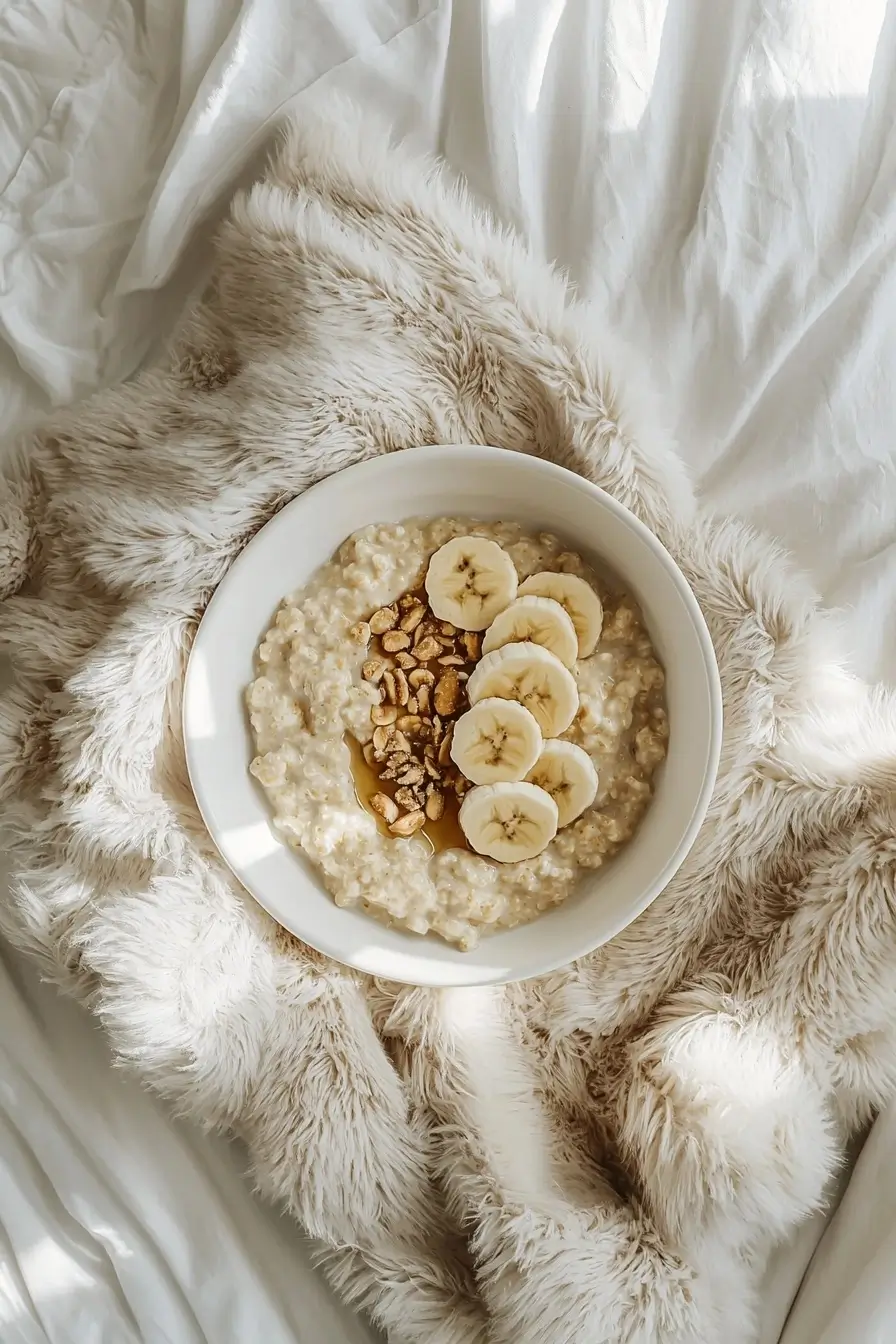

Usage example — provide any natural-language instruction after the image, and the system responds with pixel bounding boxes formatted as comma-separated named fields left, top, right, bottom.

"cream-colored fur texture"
left=2, top=103, right=896, bottom=1344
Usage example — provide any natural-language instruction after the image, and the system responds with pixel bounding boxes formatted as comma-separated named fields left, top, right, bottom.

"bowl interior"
left=183, top=446, right=722, bottom=986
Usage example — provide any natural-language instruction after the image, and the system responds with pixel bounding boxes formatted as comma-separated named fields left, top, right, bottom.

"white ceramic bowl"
left=184, top=445, right=722, bottom=986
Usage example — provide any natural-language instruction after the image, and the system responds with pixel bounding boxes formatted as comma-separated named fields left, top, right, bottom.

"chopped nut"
left=395, top=652, right=418, bottom=671
left=390, top=730, right=412, bottom=754
left=438, top=653, right=465, bottom=667
left=362, top=741, right=377, bottom=768
left=437, top=635, right=456, bottom=650
left=408, top=668, right=434, bottom=688
left=362, top=659, right=385, bottom=683
left=394, top=786, right=422, bottom=811
left=397, top=763, right=425, bottom=787
left=369, top=607, right=398, bottom=635
left=440, top=622, right=457, bottom=636
left=434, top=669, right=462, bottom=716
left=425, top=788, right=445, bottom=821
left=407, top=694, right=419, bottom=714
left=381, top=748, right=410, bottom=768
left=371, top=704, right=399, bottom=727
left=416, top=684, right=431, bottom=715
left=396, top=714, right=422, bottom=735
left=462, top=631, right=481, bottom=660
left=382, top=630, right=411, bottom=653
left=413, top=635, right=441, bottom=662
left=379, top=753, right=410, bottom=780
left=424, top=758, right=441, bottom=780
left=454, top=776, right=471, bottom=798
left=416, top=720, right=434, bottom=742
left=423, top=743, right=436, bottom=759
left=399, top=605, right=425, bottom=633
left=431, top=714, right=444, bottom=744
left=389, top=810, right=426, bottom=837
left=349, top=621, right=371, bottom=645
left=398, top=593, right=418, bottom=610
left=382, top=670, right=398, bottom=704
left=438, top=726, right=454, bottom=766
left=370, top=792, right=399, bottom=824
left=393, top=668, right=410, bottom=706
left=372, top=725, right=394, bottom=754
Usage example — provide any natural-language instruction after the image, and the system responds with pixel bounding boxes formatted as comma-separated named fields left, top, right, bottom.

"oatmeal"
left=247, top=518, right=667, bottom=949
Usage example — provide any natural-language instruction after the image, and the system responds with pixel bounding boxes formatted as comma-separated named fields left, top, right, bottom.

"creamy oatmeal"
left=247, top=518, right=667, bottom=949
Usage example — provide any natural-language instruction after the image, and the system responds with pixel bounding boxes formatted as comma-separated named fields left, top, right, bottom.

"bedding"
left=1, top=2, right=895, bottom=1341
left=0, top=859, right=376, bottom=1344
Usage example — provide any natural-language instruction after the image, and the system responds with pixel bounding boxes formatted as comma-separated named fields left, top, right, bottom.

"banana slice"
left=481, top=595, right=579, bottom=668
left=450, top=697, right=543, bottom=785
left=526, top=740, right=598, bottom=828
left=425, top=535, right=518, bottom=631
left=517, top=572, right=603, bottom=657
left=459, top=781, right=559, bottom=862
left=466, top=641, right=579, bottom=738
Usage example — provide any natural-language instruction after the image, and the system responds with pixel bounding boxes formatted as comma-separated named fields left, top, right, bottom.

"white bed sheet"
left=2, top=2, right=896, bottom=1341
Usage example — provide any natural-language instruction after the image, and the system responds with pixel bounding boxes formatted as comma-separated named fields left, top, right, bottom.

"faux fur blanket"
left=3, top=104, right=896, bottom=1344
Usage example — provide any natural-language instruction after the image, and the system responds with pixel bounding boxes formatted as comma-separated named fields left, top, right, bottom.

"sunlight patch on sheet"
left=485, top=0, right=517, bottom=25
left=0, top=1261, right=26, bottom=1326
left=196, top=23, right=252, bottom=131
left=740, top=0, right=886, bottom=101
left=524, top=0, right=567, bottom=112
left=18, top=1237, right=96, bottom=1302
left=605, top=0, right=669, bottom=131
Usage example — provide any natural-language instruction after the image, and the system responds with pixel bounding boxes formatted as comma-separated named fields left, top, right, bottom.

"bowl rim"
left=184, top=445, right=723, bottom=985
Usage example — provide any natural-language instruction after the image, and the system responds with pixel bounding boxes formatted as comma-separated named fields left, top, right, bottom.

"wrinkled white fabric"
left=778, top=1107, right=896, bottom=1344
left=1, top=2, right=895, bottom=1342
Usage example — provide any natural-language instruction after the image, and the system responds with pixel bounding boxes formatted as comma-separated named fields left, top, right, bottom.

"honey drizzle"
left=346, top=733, right=468, bottom=855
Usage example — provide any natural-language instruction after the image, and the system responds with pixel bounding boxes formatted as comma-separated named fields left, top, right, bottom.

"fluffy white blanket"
left=2, top=105, right=896, bottom=1344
